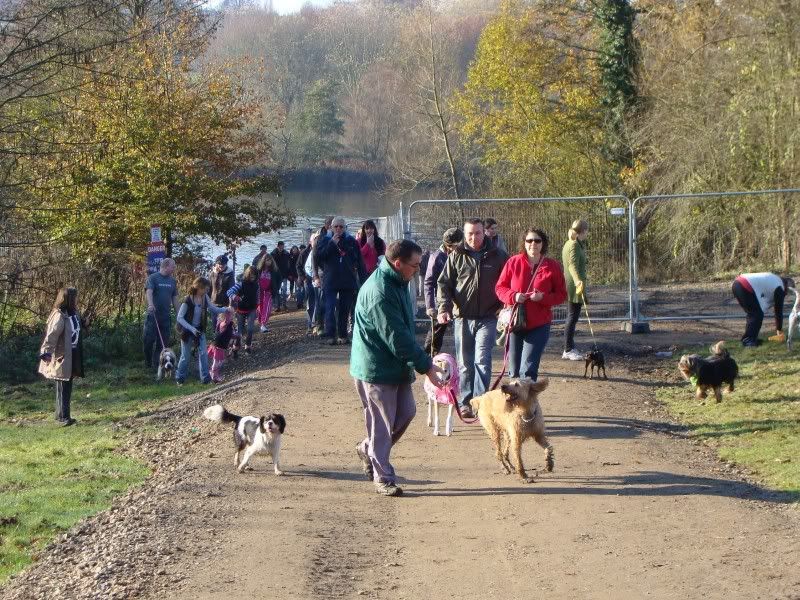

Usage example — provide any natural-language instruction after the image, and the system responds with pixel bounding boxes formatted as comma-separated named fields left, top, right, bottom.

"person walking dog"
left=351, top=239, right=444, bottom=497
left=496, top=228, right=567, bottom=381
left=562, top=219, right=589, bottom=360
left=143, top=258, right=180, bottom=370
left=437, top=218, right=508, bottom=418
left=39, top=287, right=85, bottom=426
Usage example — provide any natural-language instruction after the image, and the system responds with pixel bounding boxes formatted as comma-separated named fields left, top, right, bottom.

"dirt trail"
left=163, top=336, right=800, bottom=600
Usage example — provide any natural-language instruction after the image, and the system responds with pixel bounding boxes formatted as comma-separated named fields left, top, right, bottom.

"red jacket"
left=495, top=254, right=567, bottom=330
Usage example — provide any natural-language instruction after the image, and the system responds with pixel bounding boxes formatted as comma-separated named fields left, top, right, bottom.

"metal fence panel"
left=406, top=196, right=632, bottom=322
left=632, top=189, right=800, bottom=321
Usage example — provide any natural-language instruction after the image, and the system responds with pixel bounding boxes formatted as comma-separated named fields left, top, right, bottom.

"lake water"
left=204, top=187, right=427, bottom=269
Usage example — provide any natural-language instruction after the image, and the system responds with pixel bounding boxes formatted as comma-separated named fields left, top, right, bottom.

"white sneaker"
left=260, top=325, right=269, bottom=333
left=562, top=350, right=584, bottom=361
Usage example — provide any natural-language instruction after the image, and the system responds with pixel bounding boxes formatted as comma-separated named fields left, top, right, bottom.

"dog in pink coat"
left=424, top=352, right=459, bottom=436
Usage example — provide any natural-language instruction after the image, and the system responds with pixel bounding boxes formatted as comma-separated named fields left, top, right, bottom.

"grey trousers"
left=355, top=379, right=416, bottom=485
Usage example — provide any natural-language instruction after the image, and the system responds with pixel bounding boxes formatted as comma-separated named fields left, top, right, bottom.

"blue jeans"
left=508, top=323, right=551, bottom=381
left=324, top=288, right=355, bottom=338
left=176, top=334, right=210, bottom=383
left=454, top=317, right=497, bottom=407
left=237, top=309, right=257, bottom=347
left=304, top=280, right=316, bottom=327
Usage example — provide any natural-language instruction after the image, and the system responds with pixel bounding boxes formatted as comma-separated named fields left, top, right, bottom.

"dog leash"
left=580, top=293, right=599, bottom=351
left=153, top=313, right=167, bottom=349
left=448, top=388, right=480, bottom=424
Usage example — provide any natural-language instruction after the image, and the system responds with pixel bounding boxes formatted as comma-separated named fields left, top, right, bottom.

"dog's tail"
left=203, top=404, right=241, bottom=425
left=710, top=341, right=729, bottom=358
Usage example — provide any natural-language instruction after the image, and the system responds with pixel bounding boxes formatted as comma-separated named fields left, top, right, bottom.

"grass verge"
left=0, top=365, right=205, bottom=583
left=656, top=340, right=800, bottom=499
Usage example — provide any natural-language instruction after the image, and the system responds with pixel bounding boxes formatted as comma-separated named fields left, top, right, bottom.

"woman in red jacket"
left=495, top=228, right=567, bottom=381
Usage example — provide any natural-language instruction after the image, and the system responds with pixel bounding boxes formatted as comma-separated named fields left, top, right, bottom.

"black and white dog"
left=156, top=347, right=177, bottom=381
left=203, top=404, right=286, bottom=474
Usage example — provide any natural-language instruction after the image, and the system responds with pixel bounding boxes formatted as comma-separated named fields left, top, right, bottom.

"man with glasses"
left=315, top=216, right=367, bottom=345
left=437, top=218, right=508, bottom=418
left=351, top=239, right=445, bottom=496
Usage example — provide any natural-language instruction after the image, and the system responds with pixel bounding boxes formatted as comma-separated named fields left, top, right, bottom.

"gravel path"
left=3, top=313, right=799, bottom=599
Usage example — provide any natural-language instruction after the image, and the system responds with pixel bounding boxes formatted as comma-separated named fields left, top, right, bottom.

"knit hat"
left=215, top=255, right=228, bottom=266
left=443, top=228, right=464, bottom=245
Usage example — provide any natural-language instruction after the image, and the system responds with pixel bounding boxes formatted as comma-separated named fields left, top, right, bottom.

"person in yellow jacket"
left=561, top=219, right=589, bottom=360
left=38, top=287, right=85, bottom=426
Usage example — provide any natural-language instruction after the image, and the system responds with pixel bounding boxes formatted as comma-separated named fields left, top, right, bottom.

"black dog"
left=584, top=350, right=607, bottom=380
left=678, top=341, right=738, bottom=403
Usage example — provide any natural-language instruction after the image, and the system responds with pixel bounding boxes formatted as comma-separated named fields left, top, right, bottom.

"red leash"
left=491, top=310, right=513, bottom=391
left=152, top=314, right=167, bottom=349
left=448, top=388, right=480, bottom=424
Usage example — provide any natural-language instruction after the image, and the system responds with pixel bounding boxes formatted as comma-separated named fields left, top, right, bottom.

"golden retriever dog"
left=470, top=378, right=554, bottom=483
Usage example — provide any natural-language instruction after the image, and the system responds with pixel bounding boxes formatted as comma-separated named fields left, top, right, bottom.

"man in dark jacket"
left=271, top=241, right=291, bottom=311
left=424, top=227, right=463, bottom=355
left=351, top=239, right=444, bottom=496
left=316, top=216, right=367, bottom=345
left=210, top=255, right=235, bottom=307
left=437, top=218, right=508, bottom=417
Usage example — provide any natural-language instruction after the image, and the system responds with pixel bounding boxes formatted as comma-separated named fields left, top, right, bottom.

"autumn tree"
left=19, top=17, right=293, bottom=257
left=456, top=1, right=612, bottom=197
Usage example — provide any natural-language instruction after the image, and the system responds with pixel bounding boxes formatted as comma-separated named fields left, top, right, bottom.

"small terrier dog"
left=203, top=404, right=286, bottom=474
left=583, top=349, right=607, bottom=380
left=424, top=353, right=459, bottom=436
left=678, top=341, right=739, bottom=403
left=156, top=347, right=177, bottom=381
left=470, top=378, right=554, bottom=483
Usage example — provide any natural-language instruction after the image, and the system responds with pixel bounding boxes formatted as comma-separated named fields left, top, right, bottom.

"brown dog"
left=470, top=378, right=554, bottom=483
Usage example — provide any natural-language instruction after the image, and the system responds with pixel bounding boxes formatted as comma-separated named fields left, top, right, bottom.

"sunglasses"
left=525, top=238, right=543, bottom=244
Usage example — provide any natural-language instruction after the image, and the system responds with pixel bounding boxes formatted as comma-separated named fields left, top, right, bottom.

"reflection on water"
left=203, top=187, right=426, bottom=270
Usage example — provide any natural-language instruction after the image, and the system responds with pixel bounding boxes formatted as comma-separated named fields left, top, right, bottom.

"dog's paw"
left=520, top=475, right=537, bottom=484
left=274, top=469, right=284, bottom=476
left=432, top=429, right=440, bottom=436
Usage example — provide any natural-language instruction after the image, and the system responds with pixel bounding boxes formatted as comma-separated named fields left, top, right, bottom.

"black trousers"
left=564, top=302, right=581, bottom=351
left=732, top=280, right=763, bottom=343
left=424, top=320, right=449, bottom=356
left=56, top=378, right=73, bottom=421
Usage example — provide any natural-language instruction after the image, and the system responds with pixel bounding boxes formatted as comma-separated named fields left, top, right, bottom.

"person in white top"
left=732, top=272, right=795, bottom=347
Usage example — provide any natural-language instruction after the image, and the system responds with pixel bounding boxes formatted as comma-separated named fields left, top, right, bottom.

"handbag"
left=496, top=258, right=543, bottom=344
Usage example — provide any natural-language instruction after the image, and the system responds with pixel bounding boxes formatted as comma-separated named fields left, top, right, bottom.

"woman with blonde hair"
left=562, top=219, right=589, bottom=360
left=39, top=287, right=85, bottom=426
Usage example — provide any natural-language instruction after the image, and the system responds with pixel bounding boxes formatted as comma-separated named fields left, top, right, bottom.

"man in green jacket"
left=351, top=239, right=444, bottom=497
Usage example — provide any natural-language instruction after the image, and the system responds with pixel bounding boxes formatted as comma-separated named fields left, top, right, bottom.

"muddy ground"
left=2, top=312, right=798, bottom=600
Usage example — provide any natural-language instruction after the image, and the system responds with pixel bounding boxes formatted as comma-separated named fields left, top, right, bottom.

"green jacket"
left=562, top=239, right=587, bottom=303
left=350, top=259, right=432, bottom=384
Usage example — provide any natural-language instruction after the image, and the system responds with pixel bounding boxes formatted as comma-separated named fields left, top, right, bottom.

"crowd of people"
left=37, top=214, right=795, bottom=448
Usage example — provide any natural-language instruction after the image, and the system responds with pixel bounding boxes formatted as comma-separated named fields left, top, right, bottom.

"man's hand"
left=437, top=312, right=451, bottom=324
left=426, top=363, right=446, bottom=388
left=575, top=280, right=584, bottom=296
left=426, top=308, right=437, bottom=318
left=768, top=330, right=785, bottom=343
